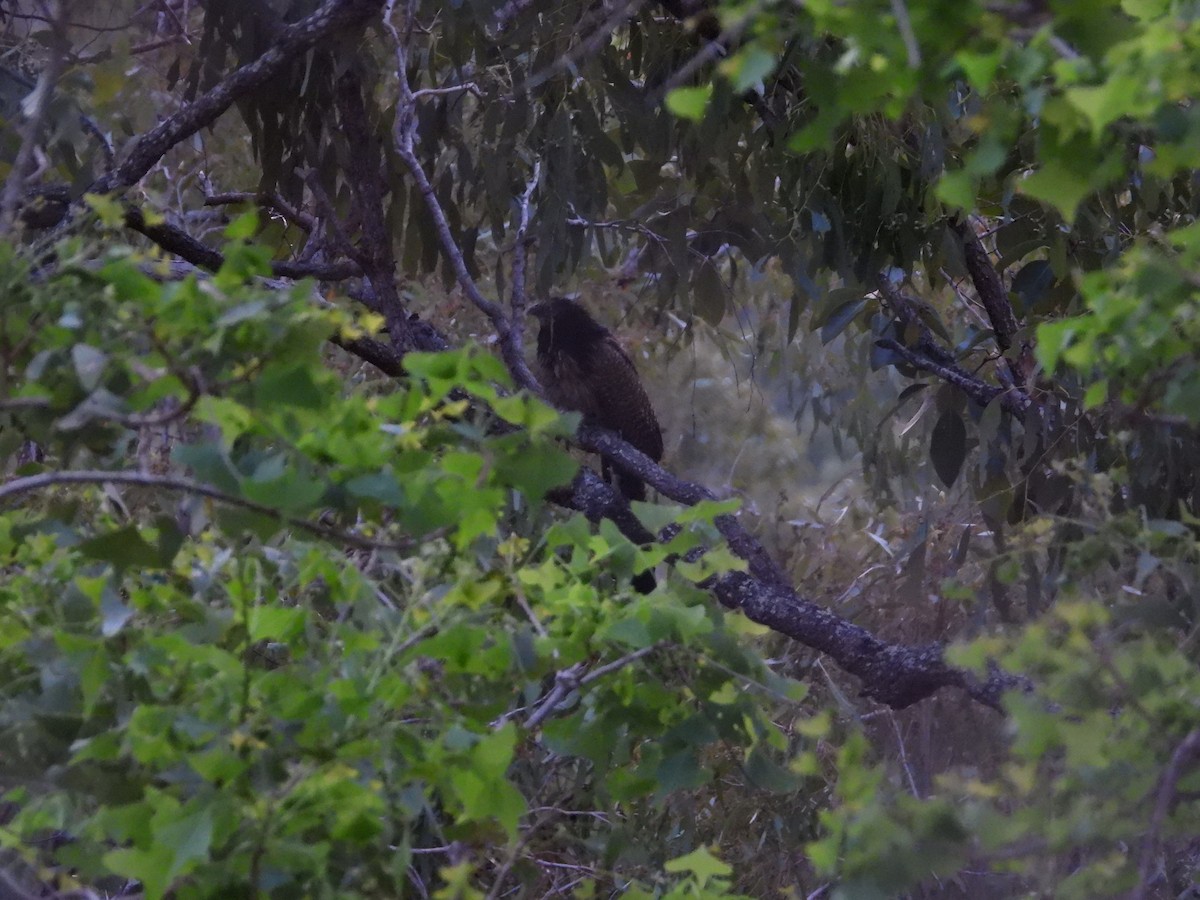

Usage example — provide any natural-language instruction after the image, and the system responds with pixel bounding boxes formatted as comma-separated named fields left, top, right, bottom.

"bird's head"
left=529, top=297, right=608, bottom=350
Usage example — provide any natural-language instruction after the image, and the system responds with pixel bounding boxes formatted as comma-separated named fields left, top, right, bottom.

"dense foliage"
left=0, top=0, right=1199, bottom=897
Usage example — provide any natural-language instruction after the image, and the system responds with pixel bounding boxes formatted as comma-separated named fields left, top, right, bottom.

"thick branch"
left=124, top=206, right=362, bottom=281
left=952, top=217, right=1020, bottom=351
left=877, top=277, right=1031, bottom=417
left=875, top=338, right=1029, bottom=417
left=577, top=424, right=786, bottom=586
left=119, top=208, right=442, bottom=373
left=90, top=0, right=384, bottom=196
left=556, top=467, right=1026, bottom=710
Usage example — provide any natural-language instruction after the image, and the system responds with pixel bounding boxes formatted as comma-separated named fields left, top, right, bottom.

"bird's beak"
left=528, top=302, right=548, bottom=321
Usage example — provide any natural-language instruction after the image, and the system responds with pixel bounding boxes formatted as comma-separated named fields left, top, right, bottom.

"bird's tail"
left=617, top=472, right=646, bottom=503
left=632, top=569, right=656, bottom=594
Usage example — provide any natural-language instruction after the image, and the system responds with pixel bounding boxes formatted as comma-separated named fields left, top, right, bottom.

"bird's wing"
left=587, top=336, right=664, bottom=462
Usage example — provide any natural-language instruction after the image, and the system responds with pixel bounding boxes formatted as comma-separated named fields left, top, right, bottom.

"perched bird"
left=530, top=297, right=663, bottom=493
left=530, top=297, right=663, bottom=590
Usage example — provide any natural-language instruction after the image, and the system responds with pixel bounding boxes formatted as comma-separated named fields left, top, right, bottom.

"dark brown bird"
left=530, top=297, right=663, bottom=498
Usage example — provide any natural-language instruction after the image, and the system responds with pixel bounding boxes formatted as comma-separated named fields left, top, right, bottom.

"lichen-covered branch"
left=555, top=466, right=1027, bottom=710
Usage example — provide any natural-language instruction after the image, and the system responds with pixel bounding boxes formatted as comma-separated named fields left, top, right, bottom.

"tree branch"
left=89, top=0, right=384, bottom=196
left=875, top=338, right=1029, bottom=417
left=508, top=161, right=540, bottom=354
left=1132, top=727, right=1200, bottom=900
left=204, top=191, right=316, bottom=232
left=334, top=67, right=415, bottom=351
left=877, top=276, right=1032, bottom=417
left=123, top=206, right=362, bottom=281
left=389, top=14, right=543, bottom=394
left=951, top=217, right=1020, bottom=351
left=554, top=466, right=1027, bottom=710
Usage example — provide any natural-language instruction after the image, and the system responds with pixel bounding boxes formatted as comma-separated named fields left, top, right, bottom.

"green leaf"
left=664, top=846, right=732, bottom=884
left=743, top=746, right=802, bottom=794
left=719, top=44, right=777, bottom=93
left=255, top=363, right=325, bottom=410
left=79, top=525, right=165, bottom=570
left=494, top=442, right=578, bottom=498
left=935, top=170, right=975, bottom=210
left=930, top=410, right=967, bottom=488
left=820, top=297, right=867, bottom=344
left=155, top=804, right=215, bottom=885
left=104, top=845, right=175, bottom=900
left=1019, top=161, right=1092, bottom=220
left=71, top=343, right=107, bottom=391
left=247, top=605, right=306, bottom=642
left=223, top=210, right=259, bottom=240
left=665, top=86, right=712, bottom=121
left=692, top=260, right=726, bottom=325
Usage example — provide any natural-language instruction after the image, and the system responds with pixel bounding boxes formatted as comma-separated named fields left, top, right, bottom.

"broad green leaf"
left=663, top=846, right=732, bottom=883
left=665, top=86, right=712, bottom=121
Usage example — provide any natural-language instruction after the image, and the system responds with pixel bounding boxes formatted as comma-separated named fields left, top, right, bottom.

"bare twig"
left=411, top=82, right=480, bottom=99
left=204, top=191, right=316, bottom=231
left=875, top=338, right=1029, bottom=416
left=519, top=0, right=646, bottom=95
left=492, top=0, right=536, bottom=33
left=525, top=663, right=587, bottom=730
left=80, top=114, right=116, bottom=171
left=652, top=14, right=747, bottom=103
left=578, top=644, right=663, bottom=687
left=123, top=205, right=361, bottom=280
left=509, top=160, right=540, bottom=340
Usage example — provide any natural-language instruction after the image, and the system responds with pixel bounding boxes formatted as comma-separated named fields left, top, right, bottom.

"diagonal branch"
left=951, top=217, right=1020, bottom=351
left=83, top=219, right=1030, bottom=712
left=90, top=0, right=384, bottom=197
left=123, top=206, right=362, bottom=280
left=877, top=275, right=1032, bottom=417
left=556, top=466, right=1027, bottom=710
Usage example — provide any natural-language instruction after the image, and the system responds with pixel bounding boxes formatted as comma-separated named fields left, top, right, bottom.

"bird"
left=529, top=297, right=663, bottom=590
